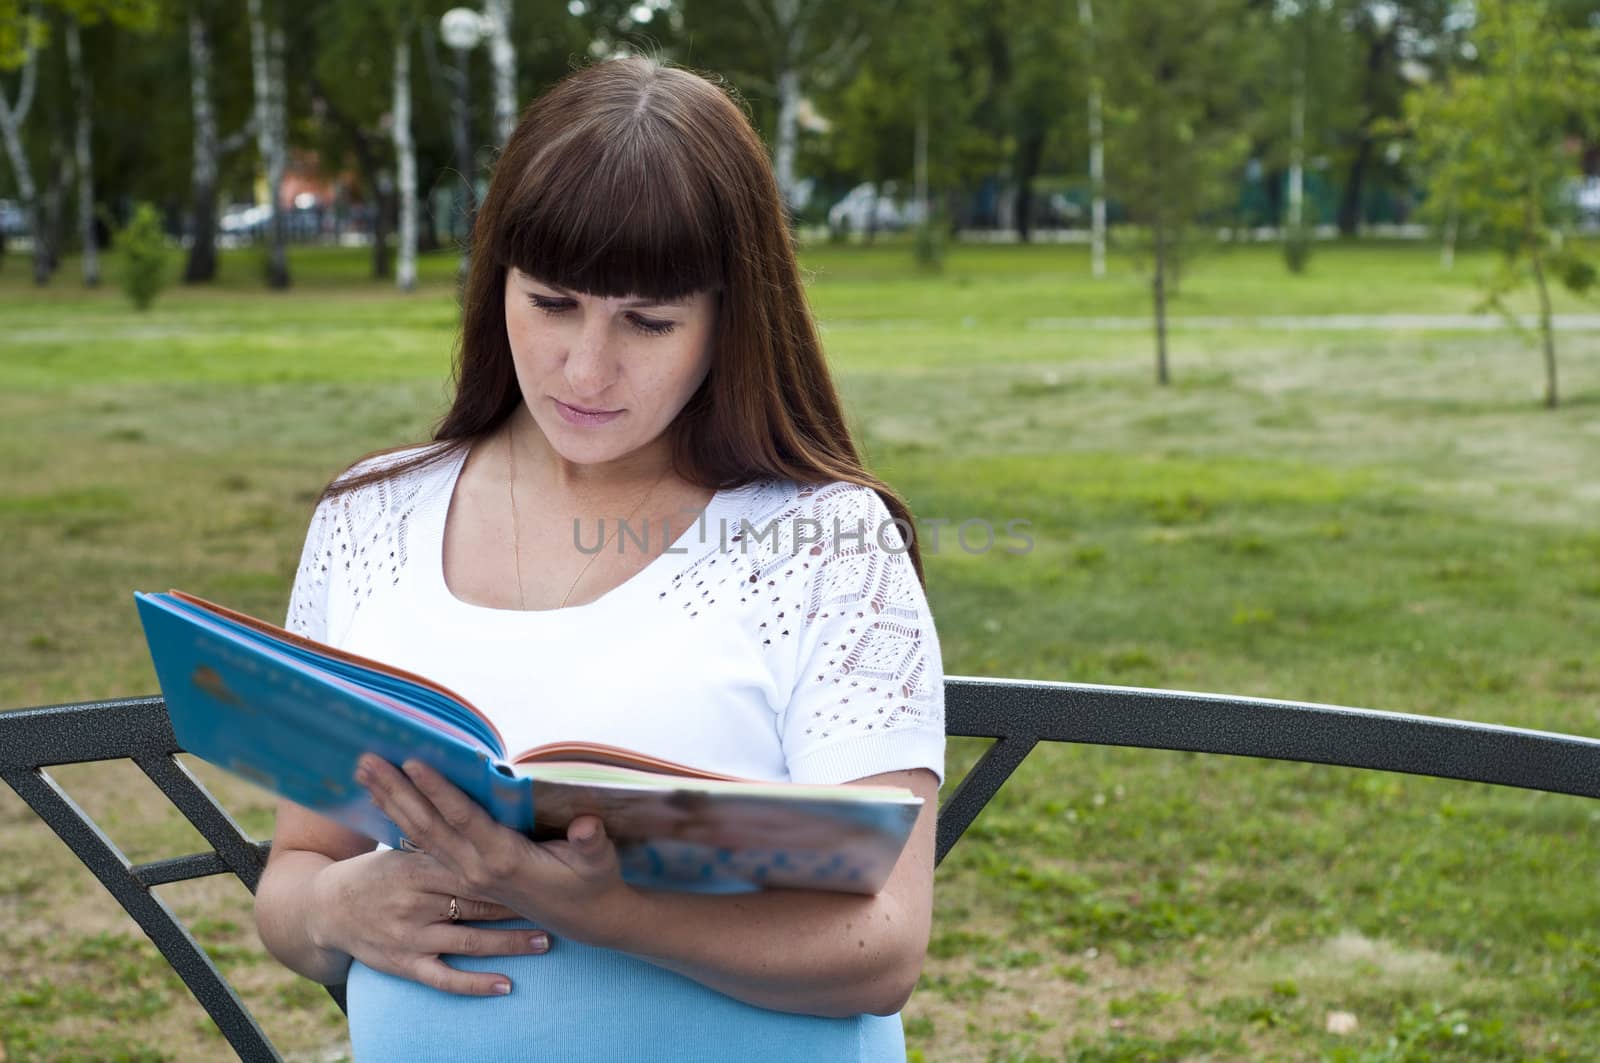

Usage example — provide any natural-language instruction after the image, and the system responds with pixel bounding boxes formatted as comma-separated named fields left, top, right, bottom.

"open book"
left=133, top=591, right=922, bottom=895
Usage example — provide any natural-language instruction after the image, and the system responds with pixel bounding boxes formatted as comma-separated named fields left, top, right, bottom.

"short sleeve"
left=778, top=484, right=945, bottom=786
left=284, top=498, right=333, bottom=642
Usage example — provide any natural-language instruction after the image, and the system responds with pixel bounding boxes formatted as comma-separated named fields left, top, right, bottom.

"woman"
left=253, top=56, right=945, bottom=1062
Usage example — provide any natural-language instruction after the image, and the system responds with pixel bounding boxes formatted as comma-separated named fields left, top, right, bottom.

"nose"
left=563, top=315, right=618, bottom=400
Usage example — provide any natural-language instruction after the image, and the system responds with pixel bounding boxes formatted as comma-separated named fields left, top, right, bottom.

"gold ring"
left=447, top=896, right=461, bottom=922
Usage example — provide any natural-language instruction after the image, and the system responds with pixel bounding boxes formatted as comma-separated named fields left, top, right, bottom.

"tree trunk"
left=1078, top=0, right=1105, bottom=278
left=249, top=0, right=290, bottom=289
left=774, top=64, right=801, bottom=216
left=0, top=46, right=47, bottom=286
left=483, top=0, right=516, bottom=146
left=371, top=173, right=392, bottom=279
left=1531, top=245, right=1558, bottom=409
left=1337, top=31, right=1390, bottom=237
left=43, top=135, right=69, bottom=275
left=1153, top=213, right=1170, bottom=386
left=185, top=8, right=220, bottom=283
left=913, top=104, right=928, bottom=220
left=395, top=27, right=418, bottom=292
left=1014, top=130, right=1045, bottom=244
left=1440, top=210, right=1456, bottom=270
left=64, top=22, right=98, bottom=286
left=1288, top=74, right=1305, bottom=232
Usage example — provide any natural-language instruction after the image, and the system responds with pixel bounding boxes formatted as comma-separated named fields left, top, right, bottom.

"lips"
left=553, top=399, right=624, bottom=426
left=559, top=400, right=619, bottom=415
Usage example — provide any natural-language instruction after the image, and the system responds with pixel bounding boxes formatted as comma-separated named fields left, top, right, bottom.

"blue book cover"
left=133, top=591, right=922, bottom=894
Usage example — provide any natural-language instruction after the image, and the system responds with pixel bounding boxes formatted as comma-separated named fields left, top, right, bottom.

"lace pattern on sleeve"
left=658, top=480, right=942, bottom=747
left=284, top=452, right=436, bottom=644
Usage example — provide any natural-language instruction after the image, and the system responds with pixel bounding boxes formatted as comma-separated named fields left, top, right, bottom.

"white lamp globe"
left=440, top=8, right=487, bottom=49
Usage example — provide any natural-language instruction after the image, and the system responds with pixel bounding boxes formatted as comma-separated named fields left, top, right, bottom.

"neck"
left=504, top=408, right=675, bottom=502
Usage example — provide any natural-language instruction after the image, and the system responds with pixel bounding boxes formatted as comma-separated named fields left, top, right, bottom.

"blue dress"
left=345, top=919, right=907, bottom=1062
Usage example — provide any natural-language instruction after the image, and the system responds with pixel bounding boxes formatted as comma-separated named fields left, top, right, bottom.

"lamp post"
left=440, top=7, right=487, bottom=275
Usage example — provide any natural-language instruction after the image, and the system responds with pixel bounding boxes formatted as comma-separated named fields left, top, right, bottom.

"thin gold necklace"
left=506, top=420, right=669, bottom=610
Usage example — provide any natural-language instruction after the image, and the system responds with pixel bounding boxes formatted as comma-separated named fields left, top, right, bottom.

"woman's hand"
left=354, top=754, right=636, bottom=944
left=306, top=846, right=549, bottom=996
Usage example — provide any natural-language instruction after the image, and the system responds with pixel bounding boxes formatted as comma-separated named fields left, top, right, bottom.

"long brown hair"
left=330, top=56, right=924, bottom=581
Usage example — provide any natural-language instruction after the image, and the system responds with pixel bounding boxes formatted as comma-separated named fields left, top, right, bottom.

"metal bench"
left=5, top=680, right=1599, bottom=1062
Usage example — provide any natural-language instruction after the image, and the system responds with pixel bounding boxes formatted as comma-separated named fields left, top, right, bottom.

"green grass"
left=3, top=239, right=1599, bottom=1061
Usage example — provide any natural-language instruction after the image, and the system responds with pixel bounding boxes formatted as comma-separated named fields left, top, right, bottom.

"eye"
left=629, top=314, right=678, bottom=336
left=527, top=293, right=574, bottom=315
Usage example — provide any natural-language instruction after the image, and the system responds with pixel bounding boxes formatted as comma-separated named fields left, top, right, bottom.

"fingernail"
left=529, top=934, right=549, bottom=953
left=494, top=981, right=512, bottom=995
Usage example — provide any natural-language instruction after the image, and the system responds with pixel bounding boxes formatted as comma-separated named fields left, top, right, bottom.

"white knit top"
left=285, top=445, right=946, bottom=787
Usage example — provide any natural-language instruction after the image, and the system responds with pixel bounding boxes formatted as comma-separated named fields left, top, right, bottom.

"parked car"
left=219, top=203, right=272, bottom=236
left=0, top=198, right=27, bottom=237
left=827, top=182, right=926, bottom=234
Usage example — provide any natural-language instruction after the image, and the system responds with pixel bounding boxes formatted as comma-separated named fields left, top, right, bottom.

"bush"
left=118, top=203, right=168, bottom=311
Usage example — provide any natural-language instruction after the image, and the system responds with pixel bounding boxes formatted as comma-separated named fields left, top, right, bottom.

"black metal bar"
left=0, top=765, right=281, bottom=1063
left=135, top=754, right=270, bottom=892
left=935, top=734, right=1037, bottom=866
left=10, top=684, right=1600, bottom=1060
left=133, top=846, right=272, bottom=888
left=0, top=696, right=173, bottom=767
left=944, top=677, right=1600, bottom=800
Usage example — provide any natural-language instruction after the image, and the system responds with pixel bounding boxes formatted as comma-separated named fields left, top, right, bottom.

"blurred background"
left=3, top=2, right=1600, bottom=1061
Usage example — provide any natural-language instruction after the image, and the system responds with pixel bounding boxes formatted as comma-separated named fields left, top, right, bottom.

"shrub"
left=118, top=203, right=168, bottom=311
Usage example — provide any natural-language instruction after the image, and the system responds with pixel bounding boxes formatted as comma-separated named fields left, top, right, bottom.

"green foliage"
left=1398, top=0, right=1600, bottom=406
left=1325, top=1005, right=1526, bottom=1062
left=116, top=202, right=167, bottom=310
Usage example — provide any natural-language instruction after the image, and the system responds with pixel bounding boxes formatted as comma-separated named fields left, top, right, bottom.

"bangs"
left=491, top=119, right=726, bottom=302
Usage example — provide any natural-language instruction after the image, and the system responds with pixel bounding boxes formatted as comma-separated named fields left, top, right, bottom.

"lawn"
left=2, top=238, right=1599, bottom=1061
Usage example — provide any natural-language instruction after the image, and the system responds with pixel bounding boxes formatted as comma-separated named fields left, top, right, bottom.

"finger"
left=423, top=925, right=552, bottom=959
left=409, top=957, right=514, bottom=997
left=568, top=815, right=604, bottom=846
left=400, top=759, right=500, bottom=842
left=357, top=756, right=456, bottom=862
left=449, top=897, right=525, bottom=923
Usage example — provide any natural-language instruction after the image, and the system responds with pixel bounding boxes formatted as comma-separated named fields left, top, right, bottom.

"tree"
left=1401, top=0, right=1599, bottom=409
left=246, top=0, right=289, bottom=288
left=684, top=0, right=872, bottom=214
left=184, top=0, right=253, bottom=283
left=1265, top=0, right=1359, bottom=273
left=1078, top=0, right=1105, bottom=277
left=1333, top=0, right=1453, bottom=236
left=1099, top=0, right=1255, bottom=385
left=0, top=0, right=156, bottom=286
left=0, top=9, right=47, bottom=284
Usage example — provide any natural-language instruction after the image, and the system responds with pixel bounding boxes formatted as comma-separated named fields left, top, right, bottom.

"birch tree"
left=482, top=0, right=515, bottom=146
left=247, top=0, right=288, bottom=288
left=713, top=0, right=869, bottom=214
left=61, top=19, right=95, bottom=284
left=394, top=14, right=416, bottom=292
left=0, top=13, right=47, bottom=284
left=1078, top=0, right=1105, bottom=278
left=184, top=2, right=252, bottom=283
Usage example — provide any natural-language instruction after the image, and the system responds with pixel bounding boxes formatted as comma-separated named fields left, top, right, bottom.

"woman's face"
left=504, top=268, right=716, bottom=469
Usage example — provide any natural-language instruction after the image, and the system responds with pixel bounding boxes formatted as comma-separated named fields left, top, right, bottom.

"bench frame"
left=5, top=679, right=1600, bottom=1062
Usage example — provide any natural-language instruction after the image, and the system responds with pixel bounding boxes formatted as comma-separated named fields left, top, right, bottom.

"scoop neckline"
left=427, top=445, right=737, bottom=618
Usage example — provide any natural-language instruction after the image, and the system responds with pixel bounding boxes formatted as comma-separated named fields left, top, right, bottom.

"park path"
left=9, top=314, right=1600, bottom=345
left=1022, top=313, right=1600, bottom=331
left=819, top=313, right=1600, bottom=332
